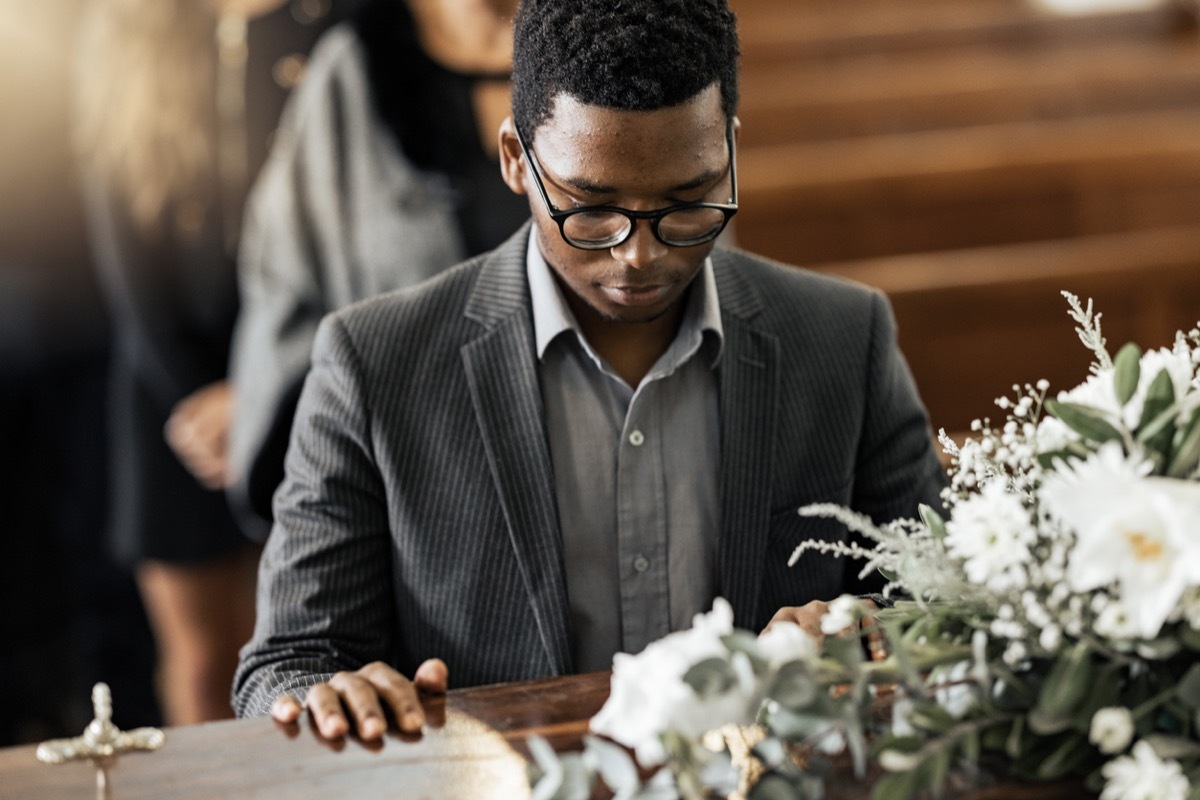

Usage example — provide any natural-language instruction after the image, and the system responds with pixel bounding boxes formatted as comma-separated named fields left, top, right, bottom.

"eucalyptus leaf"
left=1176, top=664, right=1200, bottom=710
left=924, top=747, right=953, bottom=800
left=1179, top=625, right=1200, bottom=652
left=909, top=705, right=957, bottom=735
left=1045, top=399, right=1123, bottom=445
left=1034, top=733, right=1093, bottom=781
left=1036, top=642, right=1093, bottom=718
left=770, top=660, right=819, bottom=710
left=1135, top=370, right=1178, bottom=458
left=871, top=766, right=921, bottom=800
left=1112, top=342, right=1142, bottom=406
left=683, top=657, right=736, bottom=699
left=748, top=774, right=805, bottom=800
left=1167, top=409, right=1200, bottom=478
left=1027, top=706, right=1074, bottom=736
left=583, top=736, right=638, bottom=796
left=721, top=630, right=769, bottom=674
left=919, top=503, right=947, bottom=539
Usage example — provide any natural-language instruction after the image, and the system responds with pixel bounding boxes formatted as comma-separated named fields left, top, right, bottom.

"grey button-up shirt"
left=527, top=236, right=723, bottom=672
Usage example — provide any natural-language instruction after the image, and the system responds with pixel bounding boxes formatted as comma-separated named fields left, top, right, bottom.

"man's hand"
left=762, top=601, right=832, bottom=641
left=762, top=599, right=884, bottom=657
left=271, top=659, right=449, bottom=741
left=164, top=380, right=234, bottom=489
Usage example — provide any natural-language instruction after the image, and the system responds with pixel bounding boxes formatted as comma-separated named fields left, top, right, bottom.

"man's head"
left=511, top=0, right=740, bottom=141
left=499, top=0, right=741, bottom=338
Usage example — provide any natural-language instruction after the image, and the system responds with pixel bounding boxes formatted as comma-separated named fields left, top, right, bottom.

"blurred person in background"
left=72, top=0, right=352, bottom=724
left=227, top=0, right=527, bottom=537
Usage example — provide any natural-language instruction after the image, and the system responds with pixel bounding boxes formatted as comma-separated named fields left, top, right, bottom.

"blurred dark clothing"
left=0, top=0, right=160, bottom=744
left=83, top=0, right=357, bottom=565
left=228, top=0, right=528, bottom=534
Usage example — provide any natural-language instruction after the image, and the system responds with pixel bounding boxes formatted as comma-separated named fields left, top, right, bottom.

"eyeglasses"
left=515, top=124, right=738, bottom=251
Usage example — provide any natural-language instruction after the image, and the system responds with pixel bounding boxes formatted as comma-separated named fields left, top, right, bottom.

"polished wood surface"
left=0, top=672, right=609, bottom=800
left=0, top=671, right=1095, bottom=799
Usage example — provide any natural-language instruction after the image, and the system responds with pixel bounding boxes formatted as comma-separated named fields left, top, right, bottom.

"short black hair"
left=512, top=0, right=740, bottom=141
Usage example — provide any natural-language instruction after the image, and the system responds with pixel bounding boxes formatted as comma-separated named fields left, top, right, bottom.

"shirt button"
left=633, top=555, right=650, bottom=573
left=628, top=430, right=645, bottom=446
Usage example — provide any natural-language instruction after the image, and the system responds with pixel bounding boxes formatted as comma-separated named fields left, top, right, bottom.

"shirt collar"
left=526, top=233, right=725, bottom=367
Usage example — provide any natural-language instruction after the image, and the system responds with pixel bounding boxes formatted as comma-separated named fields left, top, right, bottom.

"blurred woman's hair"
left=74, top=0, right=216, bottom=231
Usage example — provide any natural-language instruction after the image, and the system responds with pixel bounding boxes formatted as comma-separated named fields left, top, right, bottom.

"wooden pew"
left=734, top=108, right=1200, bottom=264
left=731, top=0, right=1193, bottom=65
left=808, top=225, right=1200, bottom=434
left=738, top=36, right=1200, bottom=146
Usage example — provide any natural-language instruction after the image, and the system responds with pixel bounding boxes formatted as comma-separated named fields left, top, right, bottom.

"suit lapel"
left=713, top=251, right=779, bottom=630
left=460, top=226, right=573, bottom=674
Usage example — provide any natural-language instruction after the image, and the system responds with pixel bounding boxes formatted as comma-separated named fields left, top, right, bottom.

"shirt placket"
left=616, top=383, right=671, bottom=654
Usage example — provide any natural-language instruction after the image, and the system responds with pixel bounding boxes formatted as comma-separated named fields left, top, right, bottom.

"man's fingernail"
left=401, top=711, right=424, bottom=731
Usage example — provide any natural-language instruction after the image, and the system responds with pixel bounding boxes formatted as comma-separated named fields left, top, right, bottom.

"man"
left=234, top=0, right=946, bottom=741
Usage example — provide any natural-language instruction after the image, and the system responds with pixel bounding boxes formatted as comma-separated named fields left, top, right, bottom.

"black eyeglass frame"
left=514, top=122, right=739, bottom=251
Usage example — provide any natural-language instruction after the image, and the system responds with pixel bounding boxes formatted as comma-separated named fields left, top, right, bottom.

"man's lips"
left=599, top=283, right=671, bottom=306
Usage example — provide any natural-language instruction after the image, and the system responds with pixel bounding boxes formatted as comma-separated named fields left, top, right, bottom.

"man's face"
left=499, top=85, right=735, bottom=327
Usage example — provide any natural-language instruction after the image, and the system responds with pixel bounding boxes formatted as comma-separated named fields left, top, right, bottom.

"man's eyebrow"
left=554, top=165, right=727, bottom=196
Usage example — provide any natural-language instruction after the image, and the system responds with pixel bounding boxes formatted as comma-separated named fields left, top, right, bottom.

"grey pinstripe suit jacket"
left=233, top=224, right=946, bottom=716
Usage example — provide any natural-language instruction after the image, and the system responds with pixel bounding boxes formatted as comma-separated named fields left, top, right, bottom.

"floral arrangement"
left=528, top=294, right=1200, bottom=800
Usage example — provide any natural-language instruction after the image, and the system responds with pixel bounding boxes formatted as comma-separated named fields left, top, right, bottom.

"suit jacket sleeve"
left=233, top=313, right=395, bottom=717
left=845, top=291, right=947, bottom=595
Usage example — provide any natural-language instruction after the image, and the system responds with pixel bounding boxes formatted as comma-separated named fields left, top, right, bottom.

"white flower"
left=589, top=598, right=759, bottom=766
left=1095, top=603, right=1139, bottom=641
left=890, top=694, right=916, bottom=738
left=757, top=620, right=817, bottom=666
left=1100, top=741, right=1190, bottom=800
left=1040, top=443, right=1200, bottom=639
left=930, top=661, right=977, bottom=719
left=1038, top=347, right=1197, bottom=452
left=943, top=480, right=1037, bottom=592
left=820, top=595, right=861, bottom=635
left=1089, top=707, right=1134, bottom=754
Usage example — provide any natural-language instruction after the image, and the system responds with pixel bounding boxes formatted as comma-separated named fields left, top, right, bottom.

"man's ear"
left=497, top=116, right=529, bottom=196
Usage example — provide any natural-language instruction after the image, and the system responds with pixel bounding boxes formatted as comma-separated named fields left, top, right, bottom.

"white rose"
left=1089, top=707, right=1134, bottom=755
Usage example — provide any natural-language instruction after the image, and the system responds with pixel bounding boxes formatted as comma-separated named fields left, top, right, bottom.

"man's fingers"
left=360, top=662, right=426, bottom=734
left=271, top=694, right=303, bottom=724
left=413, top=658, right=449, bottom=694
left=305, top=682, right=351, bottom=739
left=328, top=670, right=391, bottom=740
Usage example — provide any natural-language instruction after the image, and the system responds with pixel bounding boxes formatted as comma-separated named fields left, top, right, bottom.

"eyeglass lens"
left=563, top=206, right=729, bottom=248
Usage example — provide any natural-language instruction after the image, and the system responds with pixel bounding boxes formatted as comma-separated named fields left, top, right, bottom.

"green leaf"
left=770, top=660, right=819, bottom=710
left=871, top=767, right=921, bottom=800
left=1135, top=369, right=1178, bottom=461
left=721, top=630, right=769, bottom=674
left=1005, top=716, right=1026, bottom=761
left=1035, top=733, right=1093, bottom=781
left=682, top=657, right=736, bottom=699
left=1167, top=408, right=1200, bottom=478
left=1027, top=706, right=1074, bottom=736
left=1112, top=342, right=1142, bottom=406
left=924, top=747, right=953, bottom=800
left=1036, top=642, right=1093, bottom=719
left=1045, top=399, right=1123, bottom=445
left=908, top=705, right=957, bottom=735
left=919, top=504, right=947, bottom=539
left=749, top=774, right=809, bottom=800
left=1176, top=664, right=1200, bottom=710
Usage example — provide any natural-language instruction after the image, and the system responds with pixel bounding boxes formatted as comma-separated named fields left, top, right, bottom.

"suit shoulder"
left=321, top=256, right=485, bottom=351
left=716, top=247, right=885, bottom=320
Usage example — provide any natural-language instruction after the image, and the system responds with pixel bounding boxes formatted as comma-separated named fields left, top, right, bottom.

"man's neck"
left=566, top=292, right=688, bottom=389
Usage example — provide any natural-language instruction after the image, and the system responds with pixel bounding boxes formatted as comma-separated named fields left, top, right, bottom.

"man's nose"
left=609, top=219, right=668, bottom=269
